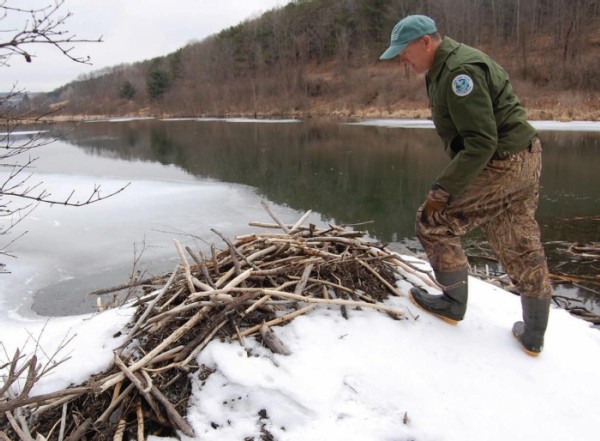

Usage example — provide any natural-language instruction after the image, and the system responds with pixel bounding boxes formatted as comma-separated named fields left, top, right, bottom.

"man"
left=380, top=15, right=552, bottom=356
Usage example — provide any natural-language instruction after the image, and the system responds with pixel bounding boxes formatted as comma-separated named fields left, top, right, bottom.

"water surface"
left=2, top=118, right=598, bottom=316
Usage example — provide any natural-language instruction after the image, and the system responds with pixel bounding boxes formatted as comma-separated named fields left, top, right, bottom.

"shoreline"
left=11, top=103, right=600, bottom=125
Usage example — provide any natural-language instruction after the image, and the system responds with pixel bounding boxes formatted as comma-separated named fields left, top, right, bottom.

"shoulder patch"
left=451, top=74, right=474, bottom=97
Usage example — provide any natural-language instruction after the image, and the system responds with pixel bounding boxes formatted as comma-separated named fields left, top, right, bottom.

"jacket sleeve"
left=435, top=64, right=498, bottom=197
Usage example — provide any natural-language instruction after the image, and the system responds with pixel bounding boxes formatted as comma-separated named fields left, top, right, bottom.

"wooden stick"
left=4, top=410, right=33, bottom=441
left=239, top=304, right=317, bottom=337
left=294, top=263, right=314, bottom=296
left=146, top=302, right=206, bottom=326
left=243, top=294, right=272, bottom=315
left=147, top=385, right=194, bottom=437
left=113, top=417, right=126, bottom=441
left=1, top=349, right=30, bottom=398
left=288, top=210, right=312, bottom=235
left=142, top=346, right=185, bottom=367
left=228, top=243, right=243, bottom=275
left=174, top=240, right=196, bottom=293
left=111, top=377, right=123, bottom=404
left=258, top=289, right=405, bottom=318
left=306, top=236, right=366, bottom=246
left=22, top=355, right=38, bottom=399
left=1, top=387, right=91, bottom=414
left=121, top=263, right=180, bottom=348
left=140, top=369, right=153, bottom=394
left=189, top=280, right=298, bottom=302
left=185, top=245, right=202, bottom=271
left=256, top=255, right=316, bottom=268
left=88, top=275, right=165, bottom=297
left=58, top=402, right=67, bottom=441
left=214, top=267, right=236, bottom=288
left=261, top=238, right=343, bottom=259
left=210, top=244, right=220, bottom=277
left=232, top=233, right=259, bottom=244
left=248, top=221, right=307, bottom=230
left=192, top=276, right=214, bottom=291
left=550, top=272, right=600, bottom=286
left=249, top=266, right=297, bottom=276
left=16, top=408, right=34, bottom=440
left=64, top=419, right=92, bottom=441
left=260, top=323, right=291, bottom=355
left=196, top=249, right=217, bottom=288
left=31, top=394, right=81, bottom=418
left=261, top=201, right=290, bottom=233
left=96, top=383, right=135, bottom=424
left=245, top=244, right=279, bottom=263
left=226, top=267, right=253, bottom=287
left=136, top=398, right=144, bottom=441
left=385, top=255, right=441, bottom=289
left=159, top=286, right=186, bottom=310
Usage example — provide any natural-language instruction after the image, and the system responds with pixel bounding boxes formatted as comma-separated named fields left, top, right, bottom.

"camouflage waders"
left=416, top=139, right=552, bottom=301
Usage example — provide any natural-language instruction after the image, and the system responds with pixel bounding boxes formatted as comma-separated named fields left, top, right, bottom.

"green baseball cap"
left=379, top=15, right=437, bottom=60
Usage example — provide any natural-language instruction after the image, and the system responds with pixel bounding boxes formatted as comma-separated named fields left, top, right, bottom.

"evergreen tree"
left=119, top=80, right=136, bottom=100
left=146, top=64, right=171, bottom=100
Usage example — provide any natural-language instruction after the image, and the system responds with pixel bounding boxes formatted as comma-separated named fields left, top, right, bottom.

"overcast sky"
left=2, top=0, right=291, bottom=92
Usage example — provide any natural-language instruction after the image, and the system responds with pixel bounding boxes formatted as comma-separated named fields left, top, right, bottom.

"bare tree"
left=0, top=0, right=128, bottom=262
left=0, top=0, right=102, bottom=67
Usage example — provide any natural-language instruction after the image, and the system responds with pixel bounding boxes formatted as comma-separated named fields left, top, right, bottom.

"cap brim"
left=379, top=43, right=407, bottom=60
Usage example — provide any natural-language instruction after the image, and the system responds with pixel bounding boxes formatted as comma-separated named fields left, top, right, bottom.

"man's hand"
left=421, top=184, right=450, bottom=221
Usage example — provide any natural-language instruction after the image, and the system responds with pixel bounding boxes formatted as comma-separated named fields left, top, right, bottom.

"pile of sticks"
left=566, top=242, right=600, bottom=259
left=468, top=237, right=600, bottom=325
left=1, top=204, right=433, bottom=440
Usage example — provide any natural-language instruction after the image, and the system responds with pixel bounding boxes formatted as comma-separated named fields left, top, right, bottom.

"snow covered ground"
left=1, top=263, right=599, bottom=441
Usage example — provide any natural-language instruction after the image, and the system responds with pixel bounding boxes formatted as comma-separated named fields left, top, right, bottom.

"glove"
left=448, top=135, right=464, bottom=159
left=421, top=184, right=450, bottom=222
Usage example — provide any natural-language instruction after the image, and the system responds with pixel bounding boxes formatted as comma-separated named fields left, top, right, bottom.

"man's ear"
left=422, top=35, right=433, bottom=49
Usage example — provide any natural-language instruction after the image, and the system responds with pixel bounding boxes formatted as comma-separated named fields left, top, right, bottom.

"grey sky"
left=3, top=0, right=290, bottom=92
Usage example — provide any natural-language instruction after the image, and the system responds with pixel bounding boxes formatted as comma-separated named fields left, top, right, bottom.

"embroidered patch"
left=452, top=74, right=474, bottom=97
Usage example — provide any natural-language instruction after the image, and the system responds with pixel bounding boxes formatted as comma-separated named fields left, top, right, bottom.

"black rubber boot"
left=409, top=269, right=468, bottom=325
left=512, top=296, right=551, bottom=357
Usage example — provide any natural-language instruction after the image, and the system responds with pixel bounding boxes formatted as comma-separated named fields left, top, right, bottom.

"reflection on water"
left=45, top=119, right=600, bottom=308
left=52, top=120, right=600, bottom=236
left=52, top=120, right=448, bottom=242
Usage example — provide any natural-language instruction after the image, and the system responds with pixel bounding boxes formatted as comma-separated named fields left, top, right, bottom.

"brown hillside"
left=38, top=0, right=600, bottom=122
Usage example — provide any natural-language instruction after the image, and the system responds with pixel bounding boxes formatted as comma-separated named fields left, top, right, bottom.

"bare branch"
left=0, top=324, right=81, bottom=414
left=1, top=182, right=130, bottom=206
left=0, top=2, right=123, bottom=257
left=0, top=0, right=102, bottom=67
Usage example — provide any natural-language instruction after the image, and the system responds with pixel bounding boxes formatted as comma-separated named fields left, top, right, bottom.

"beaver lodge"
left=1, top=203, right=598, bottom=440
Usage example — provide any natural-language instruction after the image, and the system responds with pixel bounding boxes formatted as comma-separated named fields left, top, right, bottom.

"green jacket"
left=426, top=37, right=537, bottom=197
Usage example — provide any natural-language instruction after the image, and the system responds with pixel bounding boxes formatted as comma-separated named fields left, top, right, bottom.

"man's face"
left=399, top=36, right=434, bottom=74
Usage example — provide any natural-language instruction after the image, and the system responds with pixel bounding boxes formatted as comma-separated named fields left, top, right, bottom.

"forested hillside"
left=42, top=0, right=600, bottom=120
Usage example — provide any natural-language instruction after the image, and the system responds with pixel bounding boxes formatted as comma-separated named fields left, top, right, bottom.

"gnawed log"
left=260, top=323, right=291, bottom=355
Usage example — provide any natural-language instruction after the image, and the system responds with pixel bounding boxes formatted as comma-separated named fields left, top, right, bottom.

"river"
left=1, top=118, right=598, bottom=317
